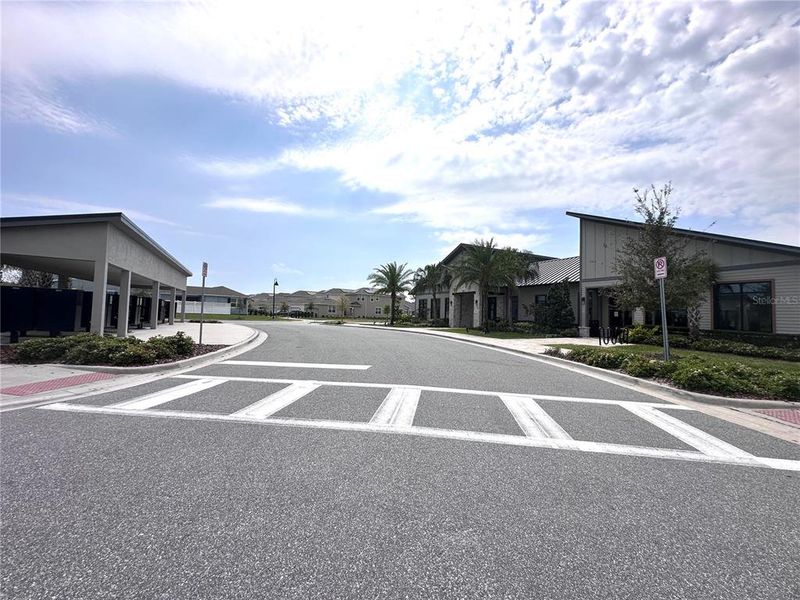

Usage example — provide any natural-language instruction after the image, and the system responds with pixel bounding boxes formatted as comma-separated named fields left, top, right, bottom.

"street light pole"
left=272, top=278, right=278, bottom=319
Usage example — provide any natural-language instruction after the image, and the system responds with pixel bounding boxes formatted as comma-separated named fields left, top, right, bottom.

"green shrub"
left=542, top=347, right=562, bottom=357
left=145, top=332, right=194, bottom=358
left=13, top=332, right=197, bottom=366
left=558, top=328, right=579, bottom=337
left=627, top=324, right=661, bottom=344
left=565, top=347, right=626, bottom=369
left=15, top=334, right=87, bottom=362
left=110, top=345, right=157, bottom=366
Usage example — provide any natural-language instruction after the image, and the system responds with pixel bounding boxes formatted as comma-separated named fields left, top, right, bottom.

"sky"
left=1, top=1, right=799, bottom=294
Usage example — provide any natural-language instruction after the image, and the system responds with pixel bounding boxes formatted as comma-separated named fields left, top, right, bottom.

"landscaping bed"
left=1, top=332, right=225, bottom=367
left=546, top=343, right=800, bottom=401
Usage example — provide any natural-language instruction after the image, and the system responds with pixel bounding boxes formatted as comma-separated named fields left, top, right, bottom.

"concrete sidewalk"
left=0, top=322, right=257, bottom=408
left=129, top=322, right=253, bottom=345
left=343, top=324, right=602, bottom=354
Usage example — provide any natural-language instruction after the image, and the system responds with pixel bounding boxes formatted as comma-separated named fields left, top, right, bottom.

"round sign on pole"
left=654, top=256, right=667, bottom=279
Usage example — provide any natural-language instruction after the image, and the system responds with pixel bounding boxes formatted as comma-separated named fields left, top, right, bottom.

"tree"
left=280, top=301, right=289, bottom=315
left=541, top=279, right=575, bottom=331
left=613, top=183, right=716, bottom=340
left=0, top=264, right=20, bottom=284
left=367, top=262, right=414, bottom=326
left=305, top=301, right=316, bottom=317
left=17, top=269, right=55, bottom=288
left=449, top=239, right=539, bottom=333
left=412, top=263, right=451, bottom=321
left=337, top=295, right=349, bottom=317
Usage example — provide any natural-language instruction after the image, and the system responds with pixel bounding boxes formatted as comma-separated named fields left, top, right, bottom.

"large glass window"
left=713, top=282, right=772, bottom=333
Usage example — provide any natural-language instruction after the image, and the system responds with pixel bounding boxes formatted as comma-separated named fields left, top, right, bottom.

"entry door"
left=458, top=293, right=474, bottom=328
left=511, top=296, right=519, bottom=322
left=487, top=297, right=497, bottom=322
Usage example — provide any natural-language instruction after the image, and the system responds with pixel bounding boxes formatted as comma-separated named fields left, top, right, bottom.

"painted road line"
left=622, top=404, right=754, bottom=459
left=109, top=378, right=226, bottom=410
left=230, top=381, right=321, bottom=419
left=500, top=394, right=572, bottom=440
left=221, top=361, right=371, bottom=370
left=171, top=375, right=693, bottom=410
left=37, top=402, right=794, bottom=472
left=371, top=387, right=421, bottom=427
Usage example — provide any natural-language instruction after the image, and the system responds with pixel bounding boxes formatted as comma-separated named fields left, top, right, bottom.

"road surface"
left=2, top=321, right=799, bottom=599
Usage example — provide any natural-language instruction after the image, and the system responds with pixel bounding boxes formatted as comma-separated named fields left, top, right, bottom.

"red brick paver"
left=756, top=408, right=800, bottom=427
left=0, top=372, right=116, bottom=396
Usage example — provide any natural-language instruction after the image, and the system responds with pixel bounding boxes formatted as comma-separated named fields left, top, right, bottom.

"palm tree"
left=450, top=239, right=539, bottom=333
left=305, top=301, right=315, bottom=317
left=412, top=263, right=451, bottom=320
left=367, top=261, right=414, bottom=326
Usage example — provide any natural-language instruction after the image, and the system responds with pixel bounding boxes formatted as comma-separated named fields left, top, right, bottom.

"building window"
left=418, top=298, right=428, bottom=318
left=375, top=308, right=382, bottom=315
left=535, top=294, right=547, bottom=305
left=713, top=282, right=773, bottom=333
left=328, top=306, right=336, bottom=313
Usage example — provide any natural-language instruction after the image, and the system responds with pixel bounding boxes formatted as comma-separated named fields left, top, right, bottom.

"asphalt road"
left=2, top=321, right=799, bottom=599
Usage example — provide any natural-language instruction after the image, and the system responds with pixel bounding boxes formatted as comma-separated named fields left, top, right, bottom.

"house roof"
left=0, top=212, right=193, bottom=275
left=186, top=285, right=248, bottom=298
left=517, top=256, right=580, bottom=286
left=566, top=211, right=800, bottom=256
left=439, top=242, right=557, bottom=266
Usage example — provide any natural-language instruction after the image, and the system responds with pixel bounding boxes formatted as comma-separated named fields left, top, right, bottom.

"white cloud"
left=0, top=193, right=175, bottom=226
left=272, top=262, right=304, bottom=276
left=3, top=1, right=798, bottom=245
left=204, top=197, right=334, bottom=218
left=1, top=81, right=115, bottom=136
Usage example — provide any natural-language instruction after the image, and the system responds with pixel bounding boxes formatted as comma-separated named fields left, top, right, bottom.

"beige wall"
left=579, top=219, right=800, bottom=334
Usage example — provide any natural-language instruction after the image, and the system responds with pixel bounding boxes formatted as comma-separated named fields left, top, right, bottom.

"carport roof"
left=0, top=212, right=192, bottom=276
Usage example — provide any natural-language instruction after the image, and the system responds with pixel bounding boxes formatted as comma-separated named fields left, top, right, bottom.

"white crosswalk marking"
left=222, top=360, right=371, bottom=370
left=621, top=404, right=754, bottom=459
left=37, top=375, right=800, bottom=472
left=500, top=395, right=572, bottom=440
left=371, top=387, right=421, bottom=427
left=230, top=382, right=321, bottom=419
left=109, top=378, right=225, bottom=410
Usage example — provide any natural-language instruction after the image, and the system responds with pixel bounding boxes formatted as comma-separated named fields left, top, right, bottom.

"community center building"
left=414, top=211, right=800, bottom=336
left=0, top=213, right=192, bottom=339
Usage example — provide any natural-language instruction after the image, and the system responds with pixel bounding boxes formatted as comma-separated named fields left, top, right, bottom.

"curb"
left=343, top=324, right=796, bottom=409
left=44, top=327, right=263, bottom=375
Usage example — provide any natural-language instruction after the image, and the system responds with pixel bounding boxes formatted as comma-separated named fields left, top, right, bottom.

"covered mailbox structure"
left=1, top=213, right=192, bottom=336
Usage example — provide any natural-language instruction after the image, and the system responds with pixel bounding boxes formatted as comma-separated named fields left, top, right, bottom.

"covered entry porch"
left=0, top=213, right=192, bottom=338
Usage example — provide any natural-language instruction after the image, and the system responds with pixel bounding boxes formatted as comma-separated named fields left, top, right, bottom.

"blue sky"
left=2, top=1, right=798, bottom=294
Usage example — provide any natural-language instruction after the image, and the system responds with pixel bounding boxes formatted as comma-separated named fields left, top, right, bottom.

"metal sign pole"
left=199, top=262, right=207, bottom=345
left=654, top=256, right=670, bottom=361
left=659, top=277, right=670, bottom=361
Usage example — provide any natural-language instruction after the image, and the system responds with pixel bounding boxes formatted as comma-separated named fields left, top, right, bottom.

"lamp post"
left=272, top=278, right=279, bottom=319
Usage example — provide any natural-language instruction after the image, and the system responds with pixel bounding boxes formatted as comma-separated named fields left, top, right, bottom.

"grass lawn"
left=440, top=328, right=558, bottom=340
left=552, top=343, right=800, bottom=374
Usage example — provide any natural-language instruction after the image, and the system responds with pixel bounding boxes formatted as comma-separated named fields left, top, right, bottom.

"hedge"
left=545, top=346, right=800, bottom=401
left=14, top=332, right=196, bottom=366
left=627, top=324, right=800, bottom=362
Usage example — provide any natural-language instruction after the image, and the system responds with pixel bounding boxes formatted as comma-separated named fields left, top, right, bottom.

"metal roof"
left=517, top=256, right=579, bottom=286
left=0, top=212, right=193, bottom=275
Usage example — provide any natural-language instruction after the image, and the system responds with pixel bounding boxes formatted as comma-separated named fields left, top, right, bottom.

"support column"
left=118, top=269, right=132, bottom=338
left=579, top=284, right=590, bottom=337
left=90, top=259, right=108, bottom=335
left=149, top=281, right=160, bottom=329
left=169, top=287, right=177, bottom=325
left=181, top=291, right=186, bottom=323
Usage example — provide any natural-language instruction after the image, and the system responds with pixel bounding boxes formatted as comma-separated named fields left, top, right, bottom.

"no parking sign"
left=654, top=256, right=667, bottom=279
